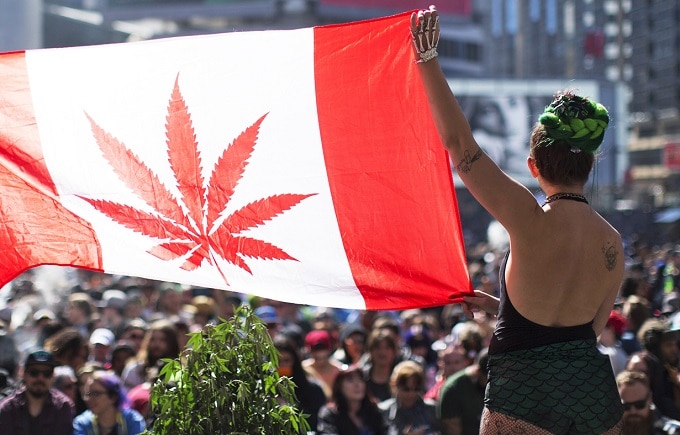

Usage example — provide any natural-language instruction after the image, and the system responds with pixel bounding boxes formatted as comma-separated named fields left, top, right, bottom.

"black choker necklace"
left=543, top=192, right=588, bottom=205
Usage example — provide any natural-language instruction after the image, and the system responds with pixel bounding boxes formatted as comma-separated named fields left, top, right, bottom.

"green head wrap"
left=537, top=93, right=609, bottom=153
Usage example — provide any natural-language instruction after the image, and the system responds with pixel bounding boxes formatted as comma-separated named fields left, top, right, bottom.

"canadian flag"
left=0, top=12, right=471, bottom=310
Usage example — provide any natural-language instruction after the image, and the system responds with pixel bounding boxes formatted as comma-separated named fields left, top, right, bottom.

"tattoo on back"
left=456, top=148, right=483, bottom=174
left=602, top=244, right=618, bottom=271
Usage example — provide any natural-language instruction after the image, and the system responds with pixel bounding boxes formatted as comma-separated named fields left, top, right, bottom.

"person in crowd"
left=74, top=371, right=146, bottom=435
left=126, top=364, right=161, bottom=428
left=372, top=315, right=410, bottom=363
left=361, top=329, right=401, bottom=403
left=44, top=327, right=89, bottom=374
left=437, top=349, right=488, bottom=435
left=33, top=318, right=66, bottom=350
left=189, top=295, right=215, bottom=329
left=597, top=310, right=629, bottom=376
left=120, top=319, right=148, bottom=354
left=450, top=321, right=485, bottom=364
left=616, top=369, right=680, bottom=434
left=303, top=329, right=343, bottom=400
left=0, top=350, right=74, bottom=435
left=77, top=361, right=105, bottom=396
left=638, top=320, right=680, bottom=419
left=65, top=293, right=96, bottom=337
left=89, top=327, right=116, bottom=366
left=0, top=331, right=20, bottom=400
left=122, top=293, right=145, bottom=321
left=110, top=340, right=136, bottom=378
left=621, top=295, right=651, bottom=355
left=333, top=322, right=368, bottom=368
left=98, top=289, right=128, bottom=336
left=404, top=324, right=438, bottom=389
left=255, top=305, right=281, bottom=338
left=154, top=284, right=192, bottom=323
left=52, top=365, right=79, bottom=405
left=412, top=6, right=624, bottom=432
left=317, top=365, right=387, bottom=435
left=627, top=350, right=651, bottom=374
left=424, top=344, right=471, bottom=402
left=121, top=319, right=180, bottom=390
left=33, top=309, right=57, bottom=331
left=274, top=334, right=327, bottom=431
left=211, top=289, right=241, bottom=322
left=378, top=360, right=439, bottom=435
left=44, top=326, right=90, bottom=410
left=279, top=301, right=313, bottom=334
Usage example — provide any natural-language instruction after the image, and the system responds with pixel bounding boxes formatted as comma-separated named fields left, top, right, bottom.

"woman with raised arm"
left=411, top=6, right=624, bottom=434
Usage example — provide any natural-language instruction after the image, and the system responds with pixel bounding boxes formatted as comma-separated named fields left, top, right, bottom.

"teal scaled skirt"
left=485, top=339, right=623, bottom=434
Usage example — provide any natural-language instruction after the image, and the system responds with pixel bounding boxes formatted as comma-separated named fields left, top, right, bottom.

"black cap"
left=24, top=349, right=56, bottom=368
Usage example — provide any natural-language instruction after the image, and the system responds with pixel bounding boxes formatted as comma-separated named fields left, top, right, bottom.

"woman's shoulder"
left=122, top=407, right=147, bottom=429
left=73, top=409, right=94, bottom=426
left=74, top=409, right=94, bottom=419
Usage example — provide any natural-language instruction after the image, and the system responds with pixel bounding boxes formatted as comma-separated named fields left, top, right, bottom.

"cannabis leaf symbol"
left=81, top=74, right=315, bottom=283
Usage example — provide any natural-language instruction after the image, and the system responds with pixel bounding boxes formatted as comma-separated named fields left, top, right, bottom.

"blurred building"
left=626, top=1, right=680, bottom=214
left=0, top=0, right=42, bottom=52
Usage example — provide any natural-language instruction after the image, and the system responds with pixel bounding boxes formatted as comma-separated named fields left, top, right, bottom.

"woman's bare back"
left=505, top=201, right=624, bottom=333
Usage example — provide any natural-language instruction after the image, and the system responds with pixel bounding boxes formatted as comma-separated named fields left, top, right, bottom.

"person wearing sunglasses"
left=0, top=349, right=75, bottom=435
left=616, top=370, right=680, bottom=434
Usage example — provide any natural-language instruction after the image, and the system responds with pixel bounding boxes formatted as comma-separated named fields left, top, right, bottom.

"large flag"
left=0, top=12, right=471, bottom=310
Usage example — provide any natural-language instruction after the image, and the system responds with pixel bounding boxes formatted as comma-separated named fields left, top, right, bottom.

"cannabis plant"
left=144, top=305, right=310, bottom=434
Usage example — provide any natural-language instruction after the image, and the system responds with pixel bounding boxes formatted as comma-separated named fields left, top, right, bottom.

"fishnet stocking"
left=480, top=408, right=623, bottom=435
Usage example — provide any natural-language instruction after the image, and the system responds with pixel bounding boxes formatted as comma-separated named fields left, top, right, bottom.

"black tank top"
left=489, top=251, right=595, bottom=355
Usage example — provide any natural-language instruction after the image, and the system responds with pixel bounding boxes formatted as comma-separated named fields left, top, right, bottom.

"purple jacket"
left=0, top=387, right=75, bottom=435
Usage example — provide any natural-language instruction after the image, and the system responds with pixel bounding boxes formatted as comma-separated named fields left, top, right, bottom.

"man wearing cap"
left=0, top=349, right=74, bottom=435
left=255, top=305, right=281, bottom=338
left=89, top=327, right=116, bottom=366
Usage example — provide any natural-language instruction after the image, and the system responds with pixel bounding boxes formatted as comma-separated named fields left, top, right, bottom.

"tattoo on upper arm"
left=602, top=243, right=618, bottom=271
left=456, top=148, right=483, bottom=174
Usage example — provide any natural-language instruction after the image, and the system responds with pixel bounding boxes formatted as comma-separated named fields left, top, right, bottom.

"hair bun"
left=538, top=92, right=609, bottom=153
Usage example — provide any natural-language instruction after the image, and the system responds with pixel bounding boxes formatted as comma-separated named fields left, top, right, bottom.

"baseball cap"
left=90, top=328, right=115, bottom=346
left=24, top=349, right=57, bottom=368
left=255, top=306, right=279, bottom=324
left=33, top=309, right=56, bottom=323
left=98, top=289, right=127, bottom=310
left=305, top=329, right=332, bottom=351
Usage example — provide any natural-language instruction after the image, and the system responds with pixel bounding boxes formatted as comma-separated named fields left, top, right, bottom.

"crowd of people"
left=0, top=235, right=677, bottom=434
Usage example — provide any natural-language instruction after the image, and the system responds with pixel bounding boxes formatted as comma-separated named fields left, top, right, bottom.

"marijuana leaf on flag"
left=82, top=75, right=315, bottom=282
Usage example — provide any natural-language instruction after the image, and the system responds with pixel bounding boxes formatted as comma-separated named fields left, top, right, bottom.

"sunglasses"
left=26, top=368, right=53, bottom=378
left=622, top=398, right=647, bottom=411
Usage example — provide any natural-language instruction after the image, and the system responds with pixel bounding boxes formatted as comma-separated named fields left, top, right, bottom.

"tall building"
left=0, top=0, right=42, bottom=52
left=627, top=1, right=680, bottom=209
left=479, top=0, right=629, bottom=81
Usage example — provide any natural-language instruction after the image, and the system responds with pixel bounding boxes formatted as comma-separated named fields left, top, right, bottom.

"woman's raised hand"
left=410, top=5, right=440, bottom=64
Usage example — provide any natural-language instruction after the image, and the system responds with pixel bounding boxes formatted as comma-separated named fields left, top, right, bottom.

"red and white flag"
left=0, top=12, right=471, bottom=310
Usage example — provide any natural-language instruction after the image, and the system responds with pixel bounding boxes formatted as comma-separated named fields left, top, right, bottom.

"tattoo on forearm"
left=602, top=244, right=618, bottom=271
left=456, top=148, right=483, bottom=174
